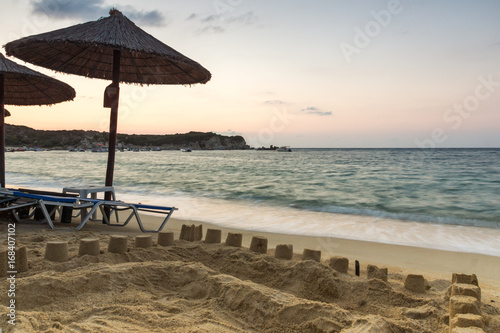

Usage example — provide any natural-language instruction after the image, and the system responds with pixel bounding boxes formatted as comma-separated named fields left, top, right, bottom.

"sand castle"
left=157, top=231, right=174, bottom=246
left=179, top=224, right=203, bottom=242
left=0, top=246, right=28, bottom=277
left=404, top=274, right=426, bottom=293
left=225, top=232, right=243, bottom=247
left=275, top=244, right=293, bottom=260
left=107, top=235, right=128, bottom=254
left=250, top=236, right=268, bottom=254
left=78, top=238, right=100, bottom=256
left=2, top=225, right=499, bottom=333
left=204, top=228, right=222, bottom=244
left=329, top=256, right=349, bottom=274
left=303, top=248, right=322, bottom=262
left=449, top=273, right=485, bottom=332
left=135, top=235, right=153, bottom=248
left=44, top=241, right=69, bottom=262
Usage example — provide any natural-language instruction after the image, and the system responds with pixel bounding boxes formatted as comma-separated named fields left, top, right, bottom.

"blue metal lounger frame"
left=0, top=189, right=91, bottom=225
left=0, top=194, right=44, bottom=220
left=1, top=190, right=177, bottom=233
left=96, top=200, right=178, bottom=233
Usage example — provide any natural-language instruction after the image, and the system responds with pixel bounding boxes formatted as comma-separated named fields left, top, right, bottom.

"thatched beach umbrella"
left=5, top=8, right=211, bottom=198
left=0, top=53, right=75, bottom=187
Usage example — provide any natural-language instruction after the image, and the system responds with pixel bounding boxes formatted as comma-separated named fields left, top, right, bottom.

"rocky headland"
left=5, top=124, right=249, bottom=150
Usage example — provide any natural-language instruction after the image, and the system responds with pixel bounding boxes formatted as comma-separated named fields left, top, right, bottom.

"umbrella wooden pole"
left=104, top=50, right=121, bottom=201
left=0, top=74, right=5, bottom=188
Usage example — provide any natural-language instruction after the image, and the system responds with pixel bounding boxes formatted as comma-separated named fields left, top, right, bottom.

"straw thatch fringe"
left=0, top=53, right=75, bottom=106
left=5, top=9, right=211, bottom=85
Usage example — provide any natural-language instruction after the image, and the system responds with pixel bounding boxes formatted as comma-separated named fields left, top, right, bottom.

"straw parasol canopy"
left=0, top=53, right=76, bottom=106
left=4, top=9, right=211, bottom=85
left=0, top=52, right=76, bottom=187
left=5, top=8, right=211, bottom=195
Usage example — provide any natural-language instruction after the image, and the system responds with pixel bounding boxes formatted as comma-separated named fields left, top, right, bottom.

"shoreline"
left=3, top=214, right=500, bottom=287
left=163, top=217, right=500, bottom=289
left=31, top=212, right=495, bottom=290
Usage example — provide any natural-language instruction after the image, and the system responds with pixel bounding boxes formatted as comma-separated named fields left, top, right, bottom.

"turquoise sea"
left=5, top=148, right=500, bottom=256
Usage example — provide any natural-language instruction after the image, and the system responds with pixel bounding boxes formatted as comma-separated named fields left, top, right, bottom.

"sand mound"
left=1, top=226, right=499, bottom=332
left=3, top=259, right=350, bottom=332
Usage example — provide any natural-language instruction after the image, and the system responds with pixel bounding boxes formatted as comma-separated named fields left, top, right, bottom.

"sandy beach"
left=1, top=215, right=499, bottom=332
left=2, top=0, right=499, bottom=331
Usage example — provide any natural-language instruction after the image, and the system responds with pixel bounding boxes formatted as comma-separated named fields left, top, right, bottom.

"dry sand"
left=1, top=215, right=500, bottom=332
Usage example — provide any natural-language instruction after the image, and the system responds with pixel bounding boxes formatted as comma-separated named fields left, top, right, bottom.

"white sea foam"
left=116, top=191, right=500, bottom=257
left=5, top=180, right=500, bottom=257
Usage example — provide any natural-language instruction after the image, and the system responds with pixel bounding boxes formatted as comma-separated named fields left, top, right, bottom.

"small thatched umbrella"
left=0, top=53, right=75, bottom=187
left=5, top=8, right=211, bottom=198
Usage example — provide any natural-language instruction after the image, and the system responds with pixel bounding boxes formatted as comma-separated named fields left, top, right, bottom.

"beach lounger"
left=0, top=192, right=40, bottom=221
left=95, top=200, right=178, bottom=233
left=17, top=188, right=79, bottom=222
left=1, top=190, right=96, bottom=229
left=0, top=189, right=177, bottom=233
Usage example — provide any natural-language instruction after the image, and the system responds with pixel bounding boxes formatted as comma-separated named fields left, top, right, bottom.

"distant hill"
left=5, top=124, right=249, bottom=150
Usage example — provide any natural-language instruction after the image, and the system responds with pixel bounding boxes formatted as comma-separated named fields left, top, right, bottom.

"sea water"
left=5, top=148, right=500, bottom=256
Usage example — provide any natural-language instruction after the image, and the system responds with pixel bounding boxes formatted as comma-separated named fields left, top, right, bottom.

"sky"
left=1, top=0, right=499, bottom=148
